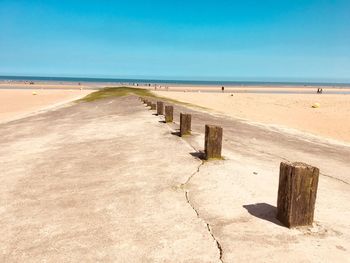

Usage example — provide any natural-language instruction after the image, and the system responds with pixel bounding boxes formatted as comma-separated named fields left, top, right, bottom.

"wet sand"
left=154, top=91, right=350, bottom=143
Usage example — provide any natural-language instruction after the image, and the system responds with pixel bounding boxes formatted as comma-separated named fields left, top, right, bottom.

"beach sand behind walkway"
left=154, top=91, right=350, bottom=143
left=0, top=89, right=94, bottom=123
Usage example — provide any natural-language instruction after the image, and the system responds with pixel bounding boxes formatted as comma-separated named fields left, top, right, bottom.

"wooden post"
left=180, top=113, right=191, bottom=136
left=277, top=162, right=319, bottom=228
left=165, top=106, right=173, bottom=123
left=150, top=103, right=156, bottom=110
left=156, top=101, right=164, bottom=115
left=205, top=125, right=223, bottom=160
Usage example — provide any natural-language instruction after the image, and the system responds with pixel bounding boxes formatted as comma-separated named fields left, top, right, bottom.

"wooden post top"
left=205, top=124, right=222, bottom=129
left=281, top=161, right=319, bottom=173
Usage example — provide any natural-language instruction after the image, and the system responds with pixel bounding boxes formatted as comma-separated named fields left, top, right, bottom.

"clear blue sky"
left=0, top=0, right=349, bottom=82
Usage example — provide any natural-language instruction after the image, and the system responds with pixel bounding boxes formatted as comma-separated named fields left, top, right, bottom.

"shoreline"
left=1, top=75, right=350, bottom=87
left=1, top=78, right=350, bottom=89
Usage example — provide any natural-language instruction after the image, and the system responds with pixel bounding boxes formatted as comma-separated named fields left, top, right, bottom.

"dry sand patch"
left=0, top=89, right=94, bottom=123
left=154, top=91, right=350, bottom=143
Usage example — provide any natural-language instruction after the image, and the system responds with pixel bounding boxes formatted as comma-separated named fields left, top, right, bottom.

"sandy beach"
left=0, top=89, right=94, bottom=123
left=2, top=81, right=349, bottom=143
left=0, top=84, right=349, bottom=262
left=2, top=0, right=349, bottom=261
left=0, top=80, right=107, bottom=90
left=153, top=90, right=350, bottom=143
left=150, top=84, right=350, bottom=94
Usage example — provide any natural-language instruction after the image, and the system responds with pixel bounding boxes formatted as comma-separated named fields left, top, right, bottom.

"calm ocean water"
left=1, top=75, right=350, bottom=87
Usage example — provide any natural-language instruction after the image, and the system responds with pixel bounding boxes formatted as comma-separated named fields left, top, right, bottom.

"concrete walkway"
left=1, top=95, right=349, bottom=262
left=0, top=96, right=220, bottom=262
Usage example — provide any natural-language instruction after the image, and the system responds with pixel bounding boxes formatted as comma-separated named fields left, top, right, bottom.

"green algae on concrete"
left=79, top=87, right=156, bottom=102
left=79, top=86, right=209, bottom=111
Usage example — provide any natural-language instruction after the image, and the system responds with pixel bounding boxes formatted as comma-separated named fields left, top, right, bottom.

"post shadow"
left=190, top=151, right=205, bottom=160
left=171, top=130, right=181, bottom=136
left=243, top=203, right=284, bottom=227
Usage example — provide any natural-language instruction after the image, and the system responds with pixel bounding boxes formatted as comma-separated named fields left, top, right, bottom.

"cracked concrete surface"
left=163, top=100, right=350, bottom=263
left=1, top=95, right=350, bottom=262
left=0, top=96, right=220, bottom=262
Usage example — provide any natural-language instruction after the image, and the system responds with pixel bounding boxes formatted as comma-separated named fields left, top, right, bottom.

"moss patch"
left=79, top=87, right=156, bottom=102
left=79, top=86, right=208, bottom=111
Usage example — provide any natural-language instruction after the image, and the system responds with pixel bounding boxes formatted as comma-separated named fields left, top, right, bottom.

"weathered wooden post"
left=150, top=103, right=156, bottom=110
left=277, top=162, right=319, bottom=228
left=156, top=101, right=164, bottom=115
left=205, top=125, right=223, bottom=160
left=165, top=106, right=173, bottom=123
left=180, top=113, right=191, bottom=136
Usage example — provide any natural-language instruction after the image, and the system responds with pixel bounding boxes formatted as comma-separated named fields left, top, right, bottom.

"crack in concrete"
left=206, top=223, right=223, bottom=262
left=163, top=116, right=224, bottom=261
left=319, top=172, right=350, bottom=186
left=182, top=162, right=224, bottom=263
left=181, top=162, right=203, bottom=187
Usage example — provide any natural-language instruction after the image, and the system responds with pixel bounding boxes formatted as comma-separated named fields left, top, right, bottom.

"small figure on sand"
left=317, top=88, right=323, bottom=94
left=221, top=86, right=225, bottom=93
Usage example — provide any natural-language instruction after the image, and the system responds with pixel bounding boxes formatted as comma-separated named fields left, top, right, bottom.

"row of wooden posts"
left=139, top=97, right=320, bottom=229
left=142, top=98, right=223, bottom=160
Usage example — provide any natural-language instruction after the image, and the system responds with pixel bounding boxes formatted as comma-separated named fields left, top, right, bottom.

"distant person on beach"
left=317, top=88, right=323, bottom=94
left=221, top=86, right=225, bottom=93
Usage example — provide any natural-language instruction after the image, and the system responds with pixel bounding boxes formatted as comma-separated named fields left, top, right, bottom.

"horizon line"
left=1, top=74, right=350, bottom=86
